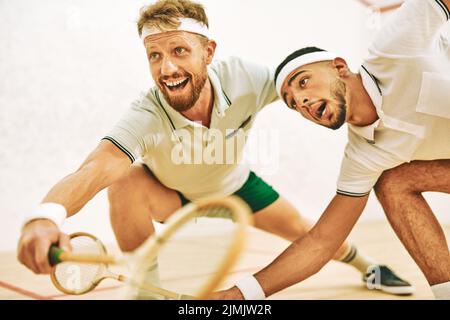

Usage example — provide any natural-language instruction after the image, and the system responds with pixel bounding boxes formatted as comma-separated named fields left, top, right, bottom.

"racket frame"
left=50, top=196, right=252, bottom=299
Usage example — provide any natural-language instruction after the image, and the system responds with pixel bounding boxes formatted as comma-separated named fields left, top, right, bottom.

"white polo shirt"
left=104, top=57, right=277, bottom=201
left=337, top=0, right=450, bottom=197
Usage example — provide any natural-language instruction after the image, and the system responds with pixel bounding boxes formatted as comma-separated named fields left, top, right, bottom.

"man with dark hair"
left=214, top=0, right=450, bottom=300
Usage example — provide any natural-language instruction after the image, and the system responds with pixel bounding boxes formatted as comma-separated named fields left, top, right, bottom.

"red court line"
left=0, top=266, right=264, bottom=300
left=0, top=280, right=53, bottom=300
left=1, top=243, right=277, bottom=299
left=0, top=279, right=121, bottom=300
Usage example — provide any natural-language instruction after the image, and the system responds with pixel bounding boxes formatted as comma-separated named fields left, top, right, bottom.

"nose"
left=300, top=96, right=309, bottom=106
left=161, top=57, right=178, bottom=77
left=293, top=92, right=310, bottom=109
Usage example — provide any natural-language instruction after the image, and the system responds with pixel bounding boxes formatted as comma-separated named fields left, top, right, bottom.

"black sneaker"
left=363, top=265, right=415, bottom=296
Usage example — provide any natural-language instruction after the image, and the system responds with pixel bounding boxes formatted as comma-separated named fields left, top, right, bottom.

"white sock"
left=338, top=245, right=378, bottom=274
left=431, top=281, right=450, bottom=300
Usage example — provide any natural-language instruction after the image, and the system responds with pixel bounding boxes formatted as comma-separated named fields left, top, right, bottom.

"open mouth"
left=163, top=77, right=190, bottom=92
left=314, top=102, right=327, bottom=120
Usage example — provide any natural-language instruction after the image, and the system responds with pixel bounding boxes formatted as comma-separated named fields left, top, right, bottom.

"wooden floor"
left=1, top=220, right=448, bottom=300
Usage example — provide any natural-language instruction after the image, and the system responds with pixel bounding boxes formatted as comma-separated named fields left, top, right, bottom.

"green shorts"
left=177, top=171, right=280, bottom=213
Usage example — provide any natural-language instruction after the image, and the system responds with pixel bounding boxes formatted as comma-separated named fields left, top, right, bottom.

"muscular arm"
left=18, top=140, right=131, bottom=274
left=42, top=139, right=131, bottom=217
left=255, top=194, right=369, bottom=297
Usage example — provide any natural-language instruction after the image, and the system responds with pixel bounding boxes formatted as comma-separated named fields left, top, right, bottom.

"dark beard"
left=329, top=103, right=347, bottom=130
left=328, top=79, right=347, bottom=130
left=159, top=70, right=208, bottom=112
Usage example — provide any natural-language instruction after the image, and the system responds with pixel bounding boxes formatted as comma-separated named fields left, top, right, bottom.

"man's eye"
left=300, top=78, right=309, bottom=88
left=149, top=52, right=160, bottom=61
left=290, top=100, right=297, bottom=110
left=175, top=47, right=186, bottom=55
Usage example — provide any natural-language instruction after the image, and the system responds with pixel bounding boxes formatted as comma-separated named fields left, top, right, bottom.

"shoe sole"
left=377, top=285, right=415, bottom=296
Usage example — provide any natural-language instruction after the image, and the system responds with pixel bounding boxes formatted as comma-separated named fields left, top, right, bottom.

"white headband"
left=275, top=51, right=337, bottom=97
left=141, top=17, right=210, bottom=42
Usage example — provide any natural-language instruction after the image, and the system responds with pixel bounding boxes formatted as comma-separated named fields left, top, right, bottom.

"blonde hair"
left=137, top=0, right=209, bottom=37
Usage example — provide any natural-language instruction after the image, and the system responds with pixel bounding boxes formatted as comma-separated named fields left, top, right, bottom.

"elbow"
left=77, top=145, right=130, bottom=188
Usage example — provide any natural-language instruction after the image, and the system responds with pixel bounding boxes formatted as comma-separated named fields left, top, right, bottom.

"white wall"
left=1, top=0, right=448, bottom=251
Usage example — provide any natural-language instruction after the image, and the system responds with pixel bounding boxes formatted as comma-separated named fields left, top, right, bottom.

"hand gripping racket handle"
left=49, top=244, right=193, bottom=299
left=48, top=245, right=117, bottom=266
left=48, top=245, right=64, bottom=266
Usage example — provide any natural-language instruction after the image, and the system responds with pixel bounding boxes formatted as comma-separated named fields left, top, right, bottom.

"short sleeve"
left=337, top=152, right=383, bottom=197
left=213, top=57, right=279, bottom=114
left=336, top=137, right=404, bottom=197
left=239, top=59, right=279, bottom=112
left=370, top=0, right=449, bottom=56
left=103, top=93, right=162, bottom=163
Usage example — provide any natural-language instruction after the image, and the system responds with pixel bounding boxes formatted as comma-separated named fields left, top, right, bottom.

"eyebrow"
left=287, top=70, right=307, bottom=86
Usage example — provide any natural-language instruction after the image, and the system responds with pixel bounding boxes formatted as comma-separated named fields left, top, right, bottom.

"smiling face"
left=280, top=61, right=348, bottom=130
left=144, top=31, right=215, bottom=112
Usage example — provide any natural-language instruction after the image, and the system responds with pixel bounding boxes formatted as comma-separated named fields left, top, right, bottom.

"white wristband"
left=235, top=275, right=266, bottom=300
left=22, top=203, right=67, bottom=230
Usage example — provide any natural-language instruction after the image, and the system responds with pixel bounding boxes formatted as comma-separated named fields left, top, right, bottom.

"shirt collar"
left=155, top=66, right=232, bottom=129
left=208, top=66, right=232, bottom=117
left=348, top=65, right=382, bottom=142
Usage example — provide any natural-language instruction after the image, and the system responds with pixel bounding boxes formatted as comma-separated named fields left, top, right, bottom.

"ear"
left=332, top=57, right=351, bottom=78
left=204, top=40, right=217, bottom=65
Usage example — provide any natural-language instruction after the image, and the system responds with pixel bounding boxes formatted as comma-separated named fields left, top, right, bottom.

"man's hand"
left=17, top=219, right=71, bottom=274
left=209, top=287, right=245, bottom=300
left=252, top=194, right=369, bottom=297
left=17, top=140, right=130, bottom=274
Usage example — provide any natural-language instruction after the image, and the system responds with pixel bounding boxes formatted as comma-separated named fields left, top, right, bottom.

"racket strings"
left=196, top=205, right=234, bottom=220
left=50, top=198, right=249, bottom=299
left=53, top=235, right=107, bottom=294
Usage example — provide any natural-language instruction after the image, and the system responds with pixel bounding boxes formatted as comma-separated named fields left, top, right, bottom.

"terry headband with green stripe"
left=274, top=48, right=337, bottom=98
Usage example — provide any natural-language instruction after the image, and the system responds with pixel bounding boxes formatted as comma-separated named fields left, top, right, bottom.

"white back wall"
left=0, top=0, right=448, bottom=251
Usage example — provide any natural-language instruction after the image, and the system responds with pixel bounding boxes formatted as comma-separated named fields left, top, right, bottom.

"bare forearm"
left=42, top=164, right=109, bottom=217
left=255, top=233, right=334, bottom=297
left=19, top=141, right=130, bottom=275
left=254, top=194, right=369, bottom=297
left=42, top=140, right=130, bottom=217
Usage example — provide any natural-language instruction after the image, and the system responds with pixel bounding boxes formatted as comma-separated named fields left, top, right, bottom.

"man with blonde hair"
left=17, top=0, right=411, bottom=299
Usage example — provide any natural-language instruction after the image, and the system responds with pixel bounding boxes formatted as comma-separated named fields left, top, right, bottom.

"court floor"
left=1, top=221, right=447, bottom=300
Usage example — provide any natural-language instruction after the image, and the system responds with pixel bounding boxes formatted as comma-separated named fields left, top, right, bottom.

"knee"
left=375, top=170, right=400, bottom=197
left=374, top=165, right=418, bottom=205
left=255, top=210, right=309, bottom=242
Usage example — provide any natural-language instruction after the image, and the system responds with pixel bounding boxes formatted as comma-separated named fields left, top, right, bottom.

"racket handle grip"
left=48, top=245, right=64, bottom=266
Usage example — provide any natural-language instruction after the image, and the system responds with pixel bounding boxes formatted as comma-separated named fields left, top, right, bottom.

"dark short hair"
left=274, top=47, right=326, bottom=84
